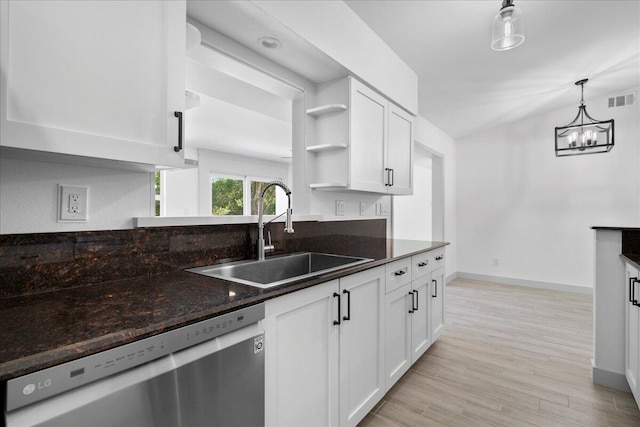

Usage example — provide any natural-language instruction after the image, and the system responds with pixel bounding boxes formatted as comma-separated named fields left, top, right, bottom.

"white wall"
left=0, top=158, right=153, bottom=234
left=393, top=145, right=432, bottom=240
left=457, top=87, right=640, bottom=290
left=164, top=168, right=199, bottom=217
left=414, top=116, right=458, bottom=280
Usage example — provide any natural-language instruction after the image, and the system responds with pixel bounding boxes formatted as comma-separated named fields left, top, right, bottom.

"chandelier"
left=554, top=79, right=614, bottom=157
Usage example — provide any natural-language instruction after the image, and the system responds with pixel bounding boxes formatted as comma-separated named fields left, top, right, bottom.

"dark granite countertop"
left=0, top=239, right=447, bottom=381
left=592, top=226, right=640, bottom=231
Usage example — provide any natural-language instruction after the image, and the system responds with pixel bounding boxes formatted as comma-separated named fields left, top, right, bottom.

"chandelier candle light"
left=554, top=79, right=614, bottom=157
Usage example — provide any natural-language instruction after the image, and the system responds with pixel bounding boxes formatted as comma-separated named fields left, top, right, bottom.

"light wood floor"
left=360, top=278, right=640, bottom=427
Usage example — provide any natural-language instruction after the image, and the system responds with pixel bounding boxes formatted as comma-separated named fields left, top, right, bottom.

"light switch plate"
left=59, top=185, right=88, bottom=222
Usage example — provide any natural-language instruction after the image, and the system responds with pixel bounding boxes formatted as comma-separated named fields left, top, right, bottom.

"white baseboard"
left=456, top=272, right=593, bottom=295
left=445, top=272, right=458, bottom=284
left=592, top=362, right=630, bottom=392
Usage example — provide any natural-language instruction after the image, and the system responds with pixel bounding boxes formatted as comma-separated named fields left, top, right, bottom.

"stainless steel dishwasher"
left=4, top=303, right=265, bottom=427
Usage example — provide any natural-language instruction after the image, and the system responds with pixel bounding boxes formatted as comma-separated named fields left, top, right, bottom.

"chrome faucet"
left=258, top=181, right=294, bottom=261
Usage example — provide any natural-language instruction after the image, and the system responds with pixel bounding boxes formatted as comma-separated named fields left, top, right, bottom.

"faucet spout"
left=258, top=181, right=294, bottom=261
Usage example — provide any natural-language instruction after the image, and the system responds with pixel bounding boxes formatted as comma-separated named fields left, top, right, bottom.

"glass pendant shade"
left=554, top=79, right=614, bottom=157
left=491, top=3, right=525, bottom=51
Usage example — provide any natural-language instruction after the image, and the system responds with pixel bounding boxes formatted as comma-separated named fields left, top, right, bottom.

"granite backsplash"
left=0, top=219, right=387, bottom=298
left=622, top=229, right=640, bottom=255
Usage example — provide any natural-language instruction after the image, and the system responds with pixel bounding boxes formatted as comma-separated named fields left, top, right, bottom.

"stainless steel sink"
left=186, top=252, right=373, bottom=289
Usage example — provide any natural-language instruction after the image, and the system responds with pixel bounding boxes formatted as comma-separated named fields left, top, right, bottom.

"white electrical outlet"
left=379, top=204, right=388, bottom=216
left=59, top=185, right=88, bottom=221
left=335, top=200, right=345, bottom=216
left=360, top=202, right=366, bottom=216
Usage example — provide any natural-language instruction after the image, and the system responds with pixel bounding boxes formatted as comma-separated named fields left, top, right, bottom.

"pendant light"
left=554, top=79, right=614, bottom=157
left=491, top=0, right=525, bottom=51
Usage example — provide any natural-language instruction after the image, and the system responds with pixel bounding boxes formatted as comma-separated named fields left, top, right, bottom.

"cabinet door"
left=430, top=267, right=446, bottom=342
left=0, top=0, right=186, bottom=167
left=264, top=280, right=340, bottom=427
left=385, top=283, right=412, bottom=391
left=349, top=78, right=388, bottom=193
left=625, top=263, right=640, bottom=403
left=387, top=103, right=413, bottom=195
left=339, top=266, right=385, bottom=427
left=411, top=276, right=431, bottom=363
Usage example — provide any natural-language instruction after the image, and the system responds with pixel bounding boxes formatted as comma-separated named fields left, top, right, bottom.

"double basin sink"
left=187, top=252, right=373, bottom=289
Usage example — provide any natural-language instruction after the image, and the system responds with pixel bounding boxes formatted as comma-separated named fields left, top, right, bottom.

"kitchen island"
left=592, top=226, right=640, bottom=405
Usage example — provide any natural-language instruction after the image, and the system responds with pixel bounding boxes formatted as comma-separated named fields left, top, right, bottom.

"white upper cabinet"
left=387, top=103, right=413, bottom=195
left=350, top=81, right=388, bottom=193
left=0, top=0, right=187, bottom=168
left=307, top=76, right=414, bottom=195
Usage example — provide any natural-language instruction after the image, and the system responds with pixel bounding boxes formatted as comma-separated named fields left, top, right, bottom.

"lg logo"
left=22, top=379, right=51, bottom=395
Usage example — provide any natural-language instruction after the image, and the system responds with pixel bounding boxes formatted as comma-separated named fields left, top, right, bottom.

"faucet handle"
left=264, top=231, right=275, bottom=253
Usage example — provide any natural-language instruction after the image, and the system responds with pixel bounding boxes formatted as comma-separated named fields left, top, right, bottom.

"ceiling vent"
left=608, top=92, right=636, bottom=108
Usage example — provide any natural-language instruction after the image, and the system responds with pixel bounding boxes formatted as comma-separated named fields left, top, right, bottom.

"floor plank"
left=359, top=278, right=640, bottom=426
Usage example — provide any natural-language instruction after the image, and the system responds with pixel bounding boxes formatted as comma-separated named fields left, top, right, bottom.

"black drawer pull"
left=417, top=262, right=428, bottom=267
left=432, top=279, right=438, bottom=298
left=343, top=289, right=351, bottom=321
left=408, top=291, right=414, bottom=314
left=174, top=111, right=183, bottom=152
left=413, top=290, right=419, bottom=311
left=630, top=277, right=637, bottom=304
left=435, top=255, right=444, bottom=261
left=333, top=292, right=341, bottom=325
left=394, top=270, right=406, bottom=276
left=634, top=279, right=640, bottom=307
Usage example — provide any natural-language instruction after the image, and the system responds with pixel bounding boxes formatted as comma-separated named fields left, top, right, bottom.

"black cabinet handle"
left=418, top=262, right=428, bottom=267
left=634, top=279, right=640, bottom=307
left=394, top=270, right=406, bottom=276
left=384, top=168, right=391, bottom=186
left=408, top=291, right=414, bottom=314
left=432, top=279, right=437, bottom=298
left=435, top=255, right=444, bottom=261
left=413, top=290, right=419, bottom=311
left=174, top=111, right=183, bottom=152
left=333, top=292, right=341, bottom=325
left=630, top=277, right=637, bottom=304
left=343, top=289, right=351, bottom=321
left=389, top=168, right=394, bottom=187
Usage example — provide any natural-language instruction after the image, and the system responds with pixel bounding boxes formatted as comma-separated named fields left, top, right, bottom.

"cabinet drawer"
left=386, top=258, right=412, bottom=293
left=411, top=253, right=431, bottom=280
left=431, top=249, right=446, bottom=271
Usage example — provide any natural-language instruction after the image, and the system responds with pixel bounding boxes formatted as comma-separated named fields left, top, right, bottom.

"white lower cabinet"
left=385, top=282, right=413, bottom=389
left=264, top=266, right=385, bottom=427
left=625, top=262, right=640, bottom=407
left=264, top=280, right=339, bottom=427
left=339, top=267, right=386, bottom=426
left=264, top=249, right=447, bottom=425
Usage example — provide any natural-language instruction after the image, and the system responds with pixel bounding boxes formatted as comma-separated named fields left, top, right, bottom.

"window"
left=211, top=175, right=244, bottom=215
left=211, top=174, right=283, bottom=216
left=154, top=171, right=161, bottom=216
left=250, top=180, right=276, bottom=215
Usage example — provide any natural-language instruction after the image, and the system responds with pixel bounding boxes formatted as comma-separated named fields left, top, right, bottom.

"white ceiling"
left=187, top=0, right=640, bottom=143
left=345, top=0, right=640, bottom=139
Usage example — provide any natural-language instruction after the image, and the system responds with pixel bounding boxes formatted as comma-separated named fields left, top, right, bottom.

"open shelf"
left=306, top=143, right=348, bottom=152
left=309, top=182, right=348, bottom=189
left=306, top=104, right=348, bottom=117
